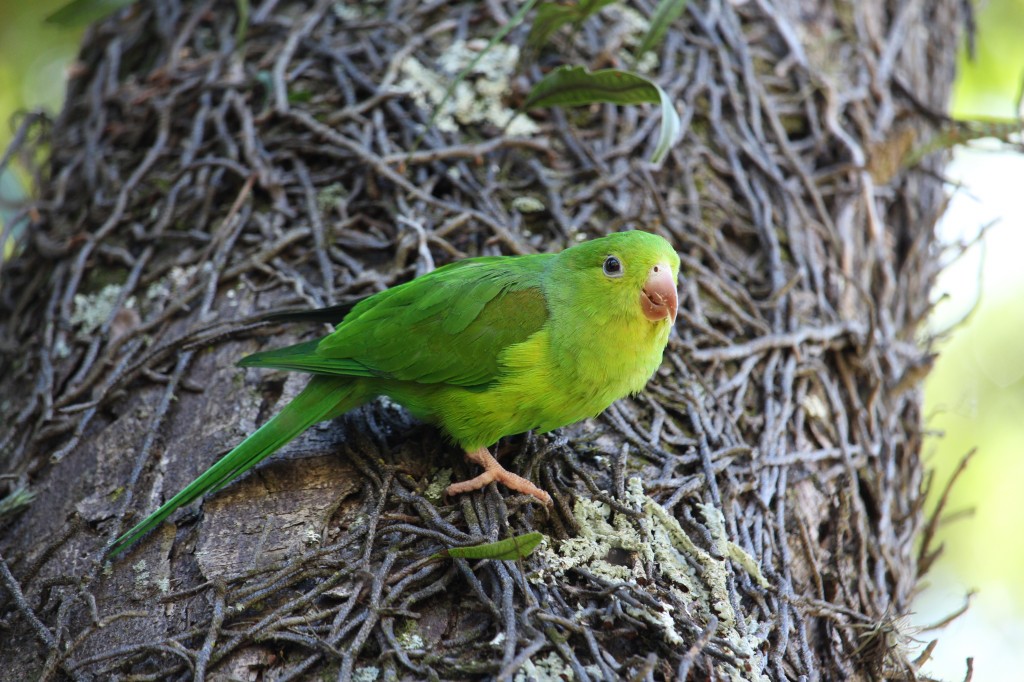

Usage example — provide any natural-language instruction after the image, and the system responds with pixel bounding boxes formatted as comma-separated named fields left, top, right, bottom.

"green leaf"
left=636, top=0, right=690, bottom=59
left=522, top=66, right=682, bottom=163
left=0, top=486, right=35, bottom=520
left=575, top=0, right=619, bottom=20
left=45, top=0, right=135, bottom=26
left=434, top=532, right=544, bottom=561
left=413, top=0, right=537, bottom=155
left=526, top=0, right=617, bottom=50
left=527, top=4, right=579, bottom=49
left=235, top=0, right=250, bottom=47
left=523, top=66, right=658, bottom=109
left=649, top=79, right=682, bottom=164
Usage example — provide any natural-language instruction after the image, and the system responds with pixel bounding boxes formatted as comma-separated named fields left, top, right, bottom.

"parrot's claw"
left=447, top=447, right=552, bottom=506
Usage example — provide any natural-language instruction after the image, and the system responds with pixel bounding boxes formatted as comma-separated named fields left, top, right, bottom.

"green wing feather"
left=109, top=376, right=365, bottom=555
left=240, top=254, right=553, bottom=387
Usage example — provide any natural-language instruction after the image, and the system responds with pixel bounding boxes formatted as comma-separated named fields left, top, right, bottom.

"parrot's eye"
left=603, top=255, right=623, bottom=278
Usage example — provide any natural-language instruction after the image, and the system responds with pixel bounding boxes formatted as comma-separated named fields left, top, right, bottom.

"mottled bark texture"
left=0, top=0, right=962, bottom=679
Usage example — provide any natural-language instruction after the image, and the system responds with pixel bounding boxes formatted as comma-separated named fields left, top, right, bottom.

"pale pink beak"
left=640, top=264, right=678, bottom=323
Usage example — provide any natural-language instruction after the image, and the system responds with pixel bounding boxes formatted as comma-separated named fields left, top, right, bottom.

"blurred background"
left=912, top=1, right=1024, bottom=679
left=1, top=1, right=1022, bottom=679
left=0, top=1, right=84, bottom=258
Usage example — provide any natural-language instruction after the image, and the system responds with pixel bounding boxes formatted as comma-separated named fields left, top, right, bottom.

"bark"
left=0, top=0, right=962, bottom=679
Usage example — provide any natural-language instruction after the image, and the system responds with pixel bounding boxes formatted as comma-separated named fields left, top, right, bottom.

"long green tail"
left=109, top=376, right=365, bottom=555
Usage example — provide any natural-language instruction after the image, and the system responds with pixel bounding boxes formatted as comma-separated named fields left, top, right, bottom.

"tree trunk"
left=0, top=0, right=962, bottom=679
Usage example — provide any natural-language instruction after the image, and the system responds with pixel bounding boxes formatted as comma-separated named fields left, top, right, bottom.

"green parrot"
left=110, top=230, right=680, bottom=555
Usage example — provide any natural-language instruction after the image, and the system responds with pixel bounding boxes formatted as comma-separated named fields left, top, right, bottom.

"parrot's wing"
left=240, top=255, right=551, bottom=388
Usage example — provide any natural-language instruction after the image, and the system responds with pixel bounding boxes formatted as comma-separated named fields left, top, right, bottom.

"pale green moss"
left=70, top=284, right=135, bottom=339
left=512, top=651, right=602, bottom=681
left=696, top=503, right=769, bottom=599
left=397, top=41, right=538, bottom=136
left=397, top=619, right=424, bottom=650
left=424, top=468, right=453, bottom=503
left=132, top=559, right=149, bottom=590
left=352, top=665, right=380, bottom=682
left=53, top=334, right=70, bottom=358
left=303, top=526, right=322, bottom=547
left=512, top=196, right=546, bottom=213
left=537, top=477, right=770, bottom=680
left=145, top=264, right=197, bottom=303
left=513, top=651, right=571, bottom=682
left=317, top=182, right=348, bottom=212
left=333, top=3, right=365, bottom=21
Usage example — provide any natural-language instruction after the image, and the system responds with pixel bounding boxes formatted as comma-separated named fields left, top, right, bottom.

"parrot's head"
left=557, top=230, right=680, bottom=326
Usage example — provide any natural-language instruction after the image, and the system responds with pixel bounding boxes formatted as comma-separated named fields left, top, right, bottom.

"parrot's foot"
left=447, top=447, right=552, bottom=505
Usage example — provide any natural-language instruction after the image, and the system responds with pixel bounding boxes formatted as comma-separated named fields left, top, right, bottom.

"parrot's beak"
left=640, top=264, right=678, bottom=323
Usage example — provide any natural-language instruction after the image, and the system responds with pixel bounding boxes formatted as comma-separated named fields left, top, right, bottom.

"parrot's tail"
left=109, top=376, right=366, bottom=555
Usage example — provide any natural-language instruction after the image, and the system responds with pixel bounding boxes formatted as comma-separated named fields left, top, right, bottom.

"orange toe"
left=446, top=447, right=552, bottom=505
